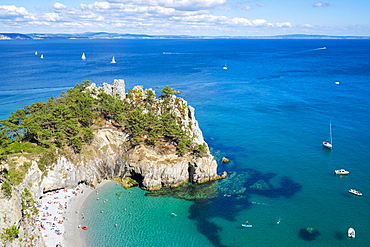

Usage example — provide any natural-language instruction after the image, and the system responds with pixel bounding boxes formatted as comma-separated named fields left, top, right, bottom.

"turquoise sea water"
left=1, top=39, right=370, bottom=246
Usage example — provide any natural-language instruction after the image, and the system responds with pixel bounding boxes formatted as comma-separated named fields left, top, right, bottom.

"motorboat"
left=334, top=169, right=349, bottom=175
left=348, top=228, right=355, bottom=238
left=348, top=189, right=362, bottom=196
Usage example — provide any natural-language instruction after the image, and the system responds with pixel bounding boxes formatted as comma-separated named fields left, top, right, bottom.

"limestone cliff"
left=0, top=80, right=226, bottom=246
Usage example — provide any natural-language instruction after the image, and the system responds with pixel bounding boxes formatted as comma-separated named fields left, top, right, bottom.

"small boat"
left=81, top=52, right=86, bottom=60
left=40, top=54, right=44, bottom=59
left=110, top=56, right=116, bottom=64
left=335, top=81, right=340, bottom=84
left=348, top=189, right=362, bottom=196
left=242, top=224, right=252, bottom=228
left=334, top=169, right=349, bottom=175
left=81, top=226, right=88, bottom=230
left=35, top=51, right=38, bottom=55
left=322, top=121, right=332, bottom=149
left=348, top=228, right=355, bottom=238
left=223, top=63, right=228, bottom=70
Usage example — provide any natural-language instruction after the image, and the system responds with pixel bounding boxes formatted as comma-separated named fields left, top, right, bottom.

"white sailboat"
left=110, top=56, right=116, bottom=64
left=40, top=54, right=44, bottom=59
left=81, top=53, right=86, bottom=60
left=322, top=121, right=332, bottom=149
left=35, top=51, right=38, bottom=55
left=223, top=63, right=228, bottom=70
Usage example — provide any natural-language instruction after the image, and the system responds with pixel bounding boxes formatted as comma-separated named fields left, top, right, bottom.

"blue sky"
left=1, top=0, right=369, bottom=36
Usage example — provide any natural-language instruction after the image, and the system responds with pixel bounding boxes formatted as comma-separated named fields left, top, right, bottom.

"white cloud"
left=230, top=2, right=251, bottom=11
left=44, top=12, right=61, bottom=21
left=302, top=24, right=313, bottom=28
left=171, top=14, right=273, bottom=27
left=53, top=2, right=67, bottom=10
left=269, top=22, right=292, bottom=28
left=0, top=2, right=302, bottom=35
left=313, top=3, right=329, bottom=7
left=107, top=0, right=226, bottom=11
left=0, top=5, right=28, bottom=18
left=80, top=2, right=111, bottom=10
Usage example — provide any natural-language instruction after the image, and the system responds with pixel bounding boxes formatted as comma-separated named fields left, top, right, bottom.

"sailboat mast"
left=329, top=121, right=332, bottom=144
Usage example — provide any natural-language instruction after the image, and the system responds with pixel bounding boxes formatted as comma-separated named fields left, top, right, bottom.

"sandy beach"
left=34, top=181, right=110, bottom=247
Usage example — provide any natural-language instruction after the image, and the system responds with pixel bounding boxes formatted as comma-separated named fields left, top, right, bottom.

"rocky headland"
left=0, top=79, right=226, bottom=246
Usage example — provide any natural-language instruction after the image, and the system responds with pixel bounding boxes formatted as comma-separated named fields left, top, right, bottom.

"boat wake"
left=293, top=47, right=327, bottom=54
left=162, top=52, right=184, bottom=55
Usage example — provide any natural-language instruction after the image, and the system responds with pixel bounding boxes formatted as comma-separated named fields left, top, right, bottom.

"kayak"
left=81, top=226, right=88, bottom=230
left=242, top=224, right=252, bottom=228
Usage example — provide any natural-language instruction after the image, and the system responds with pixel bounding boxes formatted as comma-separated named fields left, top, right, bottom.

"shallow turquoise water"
left=81, top=182, right=213, bottom=247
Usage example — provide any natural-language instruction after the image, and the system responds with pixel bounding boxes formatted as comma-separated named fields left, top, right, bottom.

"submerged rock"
left=299, top=227, right=320, bottom=241
left=218, top=172, right=250, bottom=196
left=250, top=179, right=271, bottom=190
left=146, top=181, right=219, bottom=200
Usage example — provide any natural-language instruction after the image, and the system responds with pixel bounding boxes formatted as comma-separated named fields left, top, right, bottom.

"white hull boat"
left=334, top=169, right=349, bottom=175
left=111, top=56, right=116, bottom=64
left=348, top=189, right=362, bottom=196
left=323, top=121, right=333, bottom=149
left=348, top=228, right=355, bottom=238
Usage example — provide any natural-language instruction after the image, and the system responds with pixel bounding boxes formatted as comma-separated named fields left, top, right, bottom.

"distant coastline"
left=1, top=32, right=370, bottom=40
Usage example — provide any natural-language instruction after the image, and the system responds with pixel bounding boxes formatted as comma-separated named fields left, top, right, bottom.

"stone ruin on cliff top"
left=87, top=79, right=126, bottom=99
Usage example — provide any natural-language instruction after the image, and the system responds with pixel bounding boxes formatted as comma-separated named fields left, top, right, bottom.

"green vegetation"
left=1, top=180, right=12, bottom=197
left=193, top=143, right=208, bottom=156
left=37, top=148, right=58, bottom=174
left=0, top=82, right=195, bottom=155
left=21, top=188, right=37, bottom=218
left=3, top=161, right=32, bottom=185
left=0, top=82, right=206, bottom=184
left=121, top=177, right=139, bottom=188
left=1, top=225, right=19, bottom=242
left=161, top=85, right=180, bottom=98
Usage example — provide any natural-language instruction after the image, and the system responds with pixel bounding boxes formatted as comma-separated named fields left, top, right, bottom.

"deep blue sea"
left=1, top=39, right=370, bottom=246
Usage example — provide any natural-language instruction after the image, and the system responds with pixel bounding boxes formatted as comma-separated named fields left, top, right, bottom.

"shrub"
left=1, top=181, right=12, bottom=197
left=1, top=225, right=19, bottom=241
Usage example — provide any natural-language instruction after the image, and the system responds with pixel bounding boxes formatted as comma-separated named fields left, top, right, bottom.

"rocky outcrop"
left=0, top=80, right=226, bottom=246
left=35, top=126, right=220, bottom=193
left=102, top=79, right=125, bottom=99
left=86, top=79, right=126, bottom=100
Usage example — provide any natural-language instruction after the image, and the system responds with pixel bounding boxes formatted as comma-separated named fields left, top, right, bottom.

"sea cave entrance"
left=130, top=172, right=144, bottom=187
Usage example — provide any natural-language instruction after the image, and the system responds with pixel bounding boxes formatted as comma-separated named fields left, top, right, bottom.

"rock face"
left=86, top=79, right=126, bottom=100
left=103, top=79, right=126, bottom=99
left=0, top=80, right=225, bottom=246
left=37, top=126, right=219, bottom=192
